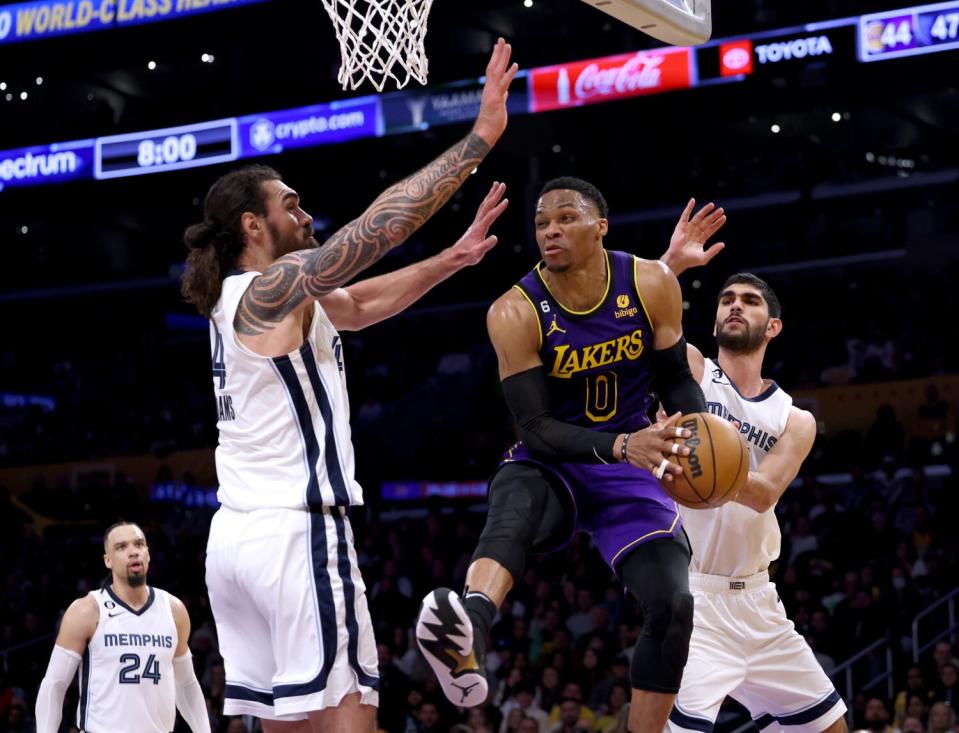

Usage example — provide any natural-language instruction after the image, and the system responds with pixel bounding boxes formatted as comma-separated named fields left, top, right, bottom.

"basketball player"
left=416, top=177, right=709, bottom=733
left=178, top=40, right=517, bottom=732
left=35, top=521, right=210, bottom=733
left=658, top=204, right=847, bottom=733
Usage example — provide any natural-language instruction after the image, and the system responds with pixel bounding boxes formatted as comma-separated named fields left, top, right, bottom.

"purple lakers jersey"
left=515, top=249, right=657, bottom=435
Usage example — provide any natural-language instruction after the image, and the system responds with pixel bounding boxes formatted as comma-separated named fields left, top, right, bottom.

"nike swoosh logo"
left=108, top=612, right=124, bottom=617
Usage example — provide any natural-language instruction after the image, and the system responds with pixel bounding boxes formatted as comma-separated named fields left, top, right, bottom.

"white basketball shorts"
left=206, top=505, right=379, bottom=720
left=668, top=571, right=846, bottom=733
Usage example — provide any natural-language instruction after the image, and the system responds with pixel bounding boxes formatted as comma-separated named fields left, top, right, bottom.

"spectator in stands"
left=536, top=667, right=563, bottom=713
left=932, top=642, right=959, bottom=672
left=788, top=516, right=820, bottom=564
left=566, top=590, right=594, bottom=642
left=414, top=700, right=445, bottom=733
left=502, top=706, right=528, bottom=733
left=926, top=702, right=956, bottom=733
left=518, top=716, right=540, bottom=733
left=552, top=697, right=593, bottom=733
left=933, top=663, right=959, bottom=705
left=905, top=694, right=930, bottom=725
left=0, top=693, right=30, bottom=733
left=547, top=684, right=595, bottom=730
left=894, top=666, right=934, bottom=728
left=377, top=643, right=411, bottom=733
left=467, top=706, right=497, bottom=733
left=866, top=405, right=905, bottom=466
left=501, top=682, right=549, bottom=733
left=594, top=682, right=629, bottom=733
left=901, top=716, right=924, bottom=733
left=862, top=697, right=895, bottom=733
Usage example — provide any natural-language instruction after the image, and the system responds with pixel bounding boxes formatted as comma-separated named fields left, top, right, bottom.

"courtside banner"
left=380, top=76, right=529, bottom=135
left=528, top=47, right=694, bottom=113
left=238, top=98, right=380, bottom=158
left=0, top=140, right=94, bottom=190
left=0, top=0, right=270, bottom=46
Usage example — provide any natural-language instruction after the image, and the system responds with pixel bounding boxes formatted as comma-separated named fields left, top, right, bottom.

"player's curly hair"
left=720, top=273, right=782, bottom=318
left=180, top=165, right=281, bottom=317
left=539, top=176, right=609, bottom=218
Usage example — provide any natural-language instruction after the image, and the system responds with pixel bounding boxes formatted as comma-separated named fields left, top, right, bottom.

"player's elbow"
left=737, top=479, right=779, bottom=513
left=752, top=494, right=777, bottom=514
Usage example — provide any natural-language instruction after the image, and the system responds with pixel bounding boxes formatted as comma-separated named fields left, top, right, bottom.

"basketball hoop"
left=580, top=0, right=712, bottom=46
left=320, top=0, right=434, bottom=92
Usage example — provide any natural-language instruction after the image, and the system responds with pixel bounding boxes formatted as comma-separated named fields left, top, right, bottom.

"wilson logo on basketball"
left=682, top=417, right=704, bottom=478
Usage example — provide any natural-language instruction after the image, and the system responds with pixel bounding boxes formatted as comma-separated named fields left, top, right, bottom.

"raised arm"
left=36, top=596, right=98, bottom=733
left=320, top=181, right=508, bottom=331
left=634, top=259, right=707, bottom=414
left=171, top=596, right=211, bottom=733
left=734, top=406, right=817, bottom=513
left=659, top=198, right=726, bottom=278
left=235, top=39, right=518, bottom=336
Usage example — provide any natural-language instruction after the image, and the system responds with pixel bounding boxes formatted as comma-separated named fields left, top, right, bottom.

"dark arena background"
left=2, top=0, right=959, bottom=731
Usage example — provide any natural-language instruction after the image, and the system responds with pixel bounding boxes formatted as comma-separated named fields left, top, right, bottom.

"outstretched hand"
left=472, top=38, right=520, bottom=147
left=661, top=198, right=727, bottom=277
left=448, top=182, right=509, bottom=267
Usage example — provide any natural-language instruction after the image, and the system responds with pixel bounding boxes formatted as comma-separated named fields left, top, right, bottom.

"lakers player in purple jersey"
left=417, top=177, right=717, bottom=733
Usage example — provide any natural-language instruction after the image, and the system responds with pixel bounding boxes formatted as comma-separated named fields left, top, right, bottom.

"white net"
left=321, top=0, right=434, bottom=92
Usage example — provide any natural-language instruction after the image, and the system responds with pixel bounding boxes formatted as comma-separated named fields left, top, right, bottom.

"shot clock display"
left=94, top=119, right=239, bottom=179
left=859, top=0, right=959, bottom=60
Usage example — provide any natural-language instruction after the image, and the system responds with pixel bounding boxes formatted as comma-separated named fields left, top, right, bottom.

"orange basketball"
left=662, top=412, right=749, bottom=509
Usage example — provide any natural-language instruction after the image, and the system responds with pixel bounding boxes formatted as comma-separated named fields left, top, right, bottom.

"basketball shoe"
left=415, top=588, right=488, bottom=706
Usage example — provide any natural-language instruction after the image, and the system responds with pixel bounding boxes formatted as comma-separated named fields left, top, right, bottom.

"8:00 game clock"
left=94, top=119, right=239, bottom=179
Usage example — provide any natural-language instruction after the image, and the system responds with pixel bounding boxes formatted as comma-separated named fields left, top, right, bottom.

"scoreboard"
left=860, top=0, right=959, bottom=61
left=3, top=0, right=959, bottom=191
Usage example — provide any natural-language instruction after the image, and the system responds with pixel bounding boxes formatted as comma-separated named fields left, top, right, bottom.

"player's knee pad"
left=472, top=464, right=548, bottom=581
left=663, top=590, right=694, bottom=666
left=630, top=590, right=694, bottom=693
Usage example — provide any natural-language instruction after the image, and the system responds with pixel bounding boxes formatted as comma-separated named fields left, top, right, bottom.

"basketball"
left=662, top=412, right=749, bottom=509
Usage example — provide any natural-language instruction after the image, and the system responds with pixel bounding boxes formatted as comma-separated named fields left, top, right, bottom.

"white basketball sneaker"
left=415, top=587, right=488, bottom=707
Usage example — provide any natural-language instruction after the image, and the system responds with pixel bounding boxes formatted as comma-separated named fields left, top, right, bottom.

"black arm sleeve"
left=502, top=367, right=618, bottom=464
left=651, top=336, right=707, bottom=415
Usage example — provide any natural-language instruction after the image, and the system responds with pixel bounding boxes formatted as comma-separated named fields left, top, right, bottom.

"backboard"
left=580, top=0, right=712, bottom=46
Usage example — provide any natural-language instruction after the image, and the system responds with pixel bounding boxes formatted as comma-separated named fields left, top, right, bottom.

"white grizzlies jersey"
left=79, top=587, right=177, bottom=733
left=679, top=357, right=793, bottom=577
left=210, top=271, right=363, bottom=511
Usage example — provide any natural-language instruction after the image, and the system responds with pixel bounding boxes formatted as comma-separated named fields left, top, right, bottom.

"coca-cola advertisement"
left=529, top=47, right=693, bottom=113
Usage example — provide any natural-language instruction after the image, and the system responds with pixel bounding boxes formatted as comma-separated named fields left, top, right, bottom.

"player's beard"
left=268, top=221, right=318, bottom=259
left=127, top=569, right=147, bottom=587
left=715, top=317, right=767, bottom=354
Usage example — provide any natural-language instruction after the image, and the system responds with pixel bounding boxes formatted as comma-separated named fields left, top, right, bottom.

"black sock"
left=463, top=589, right=496, bottom=662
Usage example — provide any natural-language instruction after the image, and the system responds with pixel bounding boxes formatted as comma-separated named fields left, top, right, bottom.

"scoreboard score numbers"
left=860, top=0, right=959, bottom=60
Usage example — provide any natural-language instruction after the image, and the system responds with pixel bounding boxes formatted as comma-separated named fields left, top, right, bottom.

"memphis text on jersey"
left=548, top=328, right=645, bottom=378
left=104, top=633, right=174, bottom=649
left=706, top=401, right=779, bottom=452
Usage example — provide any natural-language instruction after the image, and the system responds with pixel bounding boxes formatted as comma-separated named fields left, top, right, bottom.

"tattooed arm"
left=234, top=39, right=518, bottom=349
left=320, top=182, right=508, bottom=331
